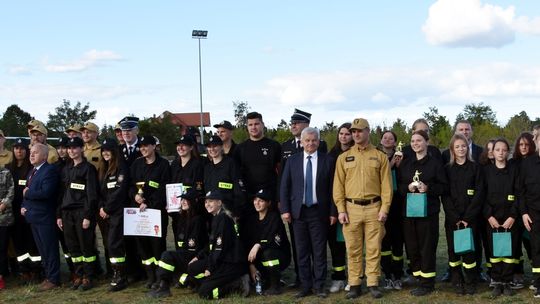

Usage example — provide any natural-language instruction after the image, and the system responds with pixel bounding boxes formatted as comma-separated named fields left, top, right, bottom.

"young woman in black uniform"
left=187, top=190, right=249, bottom=299
left=129, top=135, right=171, bottom=289
left=398, top=130, right=448, bottom=296
left=442, top=134, right=483, bottom=295
left=510, top=132, right=536, bottom=288
left=483, top=138, right=520, bottom=297
left=379, top=130, right=405, bottom=290
left=326, top=123, right=353, bottom=293
left=203, top=135, right=245, bottom=217
left=149, top=188, right=208, bottom=298
left=98, top=138, right=130, bottom=291
left=245, top=189, right=291, bottom=295
left=169, top=135, right=204, bottom=250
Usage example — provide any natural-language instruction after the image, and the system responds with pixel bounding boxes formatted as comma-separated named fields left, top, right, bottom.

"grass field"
left=1, top=212, right=538, bottom=304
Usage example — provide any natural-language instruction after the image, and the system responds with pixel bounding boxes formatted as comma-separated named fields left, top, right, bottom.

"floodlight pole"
left=192, top=30, right=208, bottom=144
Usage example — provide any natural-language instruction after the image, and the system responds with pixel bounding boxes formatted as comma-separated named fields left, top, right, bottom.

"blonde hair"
left=449, top=134, right=471, bottom=165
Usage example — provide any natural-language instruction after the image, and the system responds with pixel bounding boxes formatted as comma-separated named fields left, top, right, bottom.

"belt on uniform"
left=346, top=197, right=381, bottom=206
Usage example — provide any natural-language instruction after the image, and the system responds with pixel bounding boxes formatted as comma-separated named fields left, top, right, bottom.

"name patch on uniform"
left=467, top=189, right=474, bottom=196
left=148, top=180, right=159, bottom=188
left=345, top=156, right=355, bottom=162
left=70, top=183, right=85, bottom=190
left=507, top=195, right=515, bottom=201
left=218, top=182, right=233, bottom=189
left=107, top=181, right=117, bottom=189
left=18, top=179, right=27, bottom=186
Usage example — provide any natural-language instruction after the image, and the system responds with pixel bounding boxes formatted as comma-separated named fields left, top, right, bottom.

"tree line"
left=1, top=100, right=539, bottom=156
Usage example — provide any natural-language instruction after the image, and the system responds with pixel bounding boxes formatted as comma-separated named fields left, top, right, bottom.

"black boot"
left=144, top=265, right=157, bottom=289
left=148, top=280, right=171, bottom=298
left=109, top=264, right=128, bottom=292
left=346, top=285, right=363, bottom=299
left=265, top=270, right=283, bottom=295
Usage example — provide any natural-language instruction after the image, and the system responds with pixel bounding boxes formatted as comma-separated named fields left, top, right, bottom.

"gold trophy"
left=411, top=170, right=421, bottom=188
left=136, top=182, right=145, bottom=197
left=395, top=141, right=403, bottom=157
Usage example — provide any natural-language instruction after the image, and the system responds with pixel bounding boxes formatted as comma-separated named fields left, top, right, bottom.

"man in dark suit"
left=280, top=127, right=336, bottom=299
left=21, top=143, right=60, bottom=291
left=280, top=108, right=327, bottom=288
left=119, top=116, right=142, bottom=167
left=442, top=120, right=483, bottom=164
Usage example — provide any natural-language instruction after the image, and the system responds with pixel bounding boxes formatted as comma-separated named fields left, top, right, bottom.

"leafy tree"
left=99, top=124, right=115, bottom=141
left=232, top=128, right=249, bottom=144
left=233, top=101, right=250, bottom=128
left=390, top=118, right=410, bottom=146
left=473, top=122, right=502, bottom=147
left=0, top=104, right=32, bottom=137
left=455, top=102, right=497, bottom=126
left=423, top=107, right=452, bottom=148
left=277, top=119, right=289, bottom=130
left=47, top=99, right=97, bottom=136
left=503, top=111, right=531, bottom=145
left=138, top=115, right=180, bottom=156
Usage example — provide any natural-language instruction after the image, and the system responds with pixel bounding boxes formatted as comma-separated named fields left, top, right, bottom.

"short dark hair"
left=454, top=120, right=472, bottom=131
left=246, top=112, right=263, bottom=121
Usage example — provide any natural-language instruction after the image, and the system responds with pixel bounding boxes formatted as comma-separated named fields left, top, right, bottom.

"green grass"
left=2, top=211, right=539, bottom=303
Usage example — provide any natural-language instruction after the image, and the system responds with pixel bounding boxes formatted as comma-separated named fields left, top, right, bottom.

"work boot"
left=144, top=265, right=156, bottom=289
left=79, top=277, right=94, bottom=291
left=264, top=270, right=283, bottom=295
left=109, top=265, right=128, bottom=292
left=70, top=275, right=82, bottom=290
left=148, top=280, right=171, bottom=298
left=345, top=285, right=362, bottom=299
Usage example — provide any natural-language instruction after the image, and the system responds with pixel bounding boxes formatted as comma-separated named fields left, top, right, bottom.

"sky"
left=2, top=0, right=540, bottom=130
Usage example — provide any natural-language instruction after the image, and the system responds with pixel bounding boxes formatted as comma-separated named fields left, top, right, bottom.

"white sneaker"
left=344, top=284, right=350, bottom=291
left=329, top=280, right=346, bottom=293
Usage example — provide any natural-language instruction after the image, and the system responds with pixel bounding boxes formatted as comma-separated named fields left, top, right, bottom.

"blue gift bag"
left=336, top=223, right=344, bottom=242
left=454, top=227, right=475, bottom=254
left=406, top=193, right=427, bottom=217
left=492, top=230, right=512, bottom=257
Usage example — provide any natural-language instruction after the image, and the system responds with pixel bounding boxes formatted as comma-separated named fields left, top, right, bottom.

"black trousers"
left=529, top=209, right=540, bottom=288
left=96, top=213, right=111, bottom=273
left=156, top=249, right=196, bottom=285
left=487, top=222, right=520, bottom=283
left=62, top=209, right=97, bottom=278
left=292, top=205, right=328, bottom=291
left=514, top=219, right=531, bottom=275
left=403, top=214, right=438, bottom=289
left=445, top=221, right=478, bottom=285
left=254, top=247, right=290, bottom=282
left=31, top=223, right=61, bottom=285
left=136, top=213, right=167, bottom=265
left=381, top=207, right=404, bottom=280
left=187, top=260, right=247, bottom=299
left=475, top=215, right=490, bottom=273
left=11, top=217, right=41, bottom=273
left=106, top=211, right=125, bottom=264
left=169, top=212, right=181, bottom=250
left=327, top=223, right=347, bottom=280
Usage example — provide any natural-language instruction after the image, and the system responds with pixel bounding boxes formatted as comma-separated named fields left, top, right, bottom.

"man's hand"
left=378, top=211, right=388, bottom=222
left=338, top=212, right=349, bottom=224
left=57, top=218, right=63, bottom=231
left=523, top=214, right=533, bottom=232
left=23, top=187, right=29, bottom=197
left=281, top=212, right=291, bottom=224
left=21, top=207, right=27, bottom=216
left=82, top=218, right=90, bottom=229
left=330, top=216, right=337, bottom=225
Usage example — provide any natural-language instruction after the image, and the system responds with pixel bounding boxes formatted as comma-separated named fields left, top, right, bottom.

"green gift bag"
left=454, top=226, right=475, bottom=254
left=492, top=229, right=512, bottom=257
left=336, top=223, right=344, bottom=242
left=391, top=170, right=397, bottom=191
left=406, top=193, right=427, bottom=217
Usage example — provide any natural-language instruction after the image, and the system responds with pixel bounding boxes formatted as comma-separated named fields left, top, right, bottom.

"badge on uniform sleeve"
left=18, top=179, right=27, bottom=186
left=107, top=182, right=117, bottom=189
left=346, top=156, right=355, bottom=162
left=274, top=234, right=281, bottom=246
left=188, top=238, right=195, bottom=247
left=508, top=195, right=515, bottom=201
left=70, top=183, right=85, bottom=190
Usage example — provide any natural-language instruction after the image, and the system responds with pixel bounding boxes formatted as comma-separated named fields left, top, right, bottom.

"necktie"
left=305, top=156, right=313, bottom=207
left=27, top=168, right=37, bottom=187
left=296, top=140, right=301, bottom=151
left=129, top=146, right=134, bottom=155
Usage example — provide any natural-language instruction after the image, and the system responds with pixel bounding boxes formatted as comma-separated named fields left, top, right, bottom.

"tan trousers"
left=343, top=201, right=385, bottom=287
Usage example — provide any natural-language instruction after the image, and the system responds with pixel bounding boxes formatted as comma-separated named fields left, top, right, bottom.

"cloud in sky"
left=43, top=49, right=123, bottom=73
left=423, top=0, right=540, bottom=48
left=6, top=65, right=31, bottom=75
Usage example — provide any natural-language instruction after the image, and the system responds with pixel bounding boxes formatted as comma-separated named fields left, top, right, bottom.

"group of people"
left=0, top=109, right=540, bottom=300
